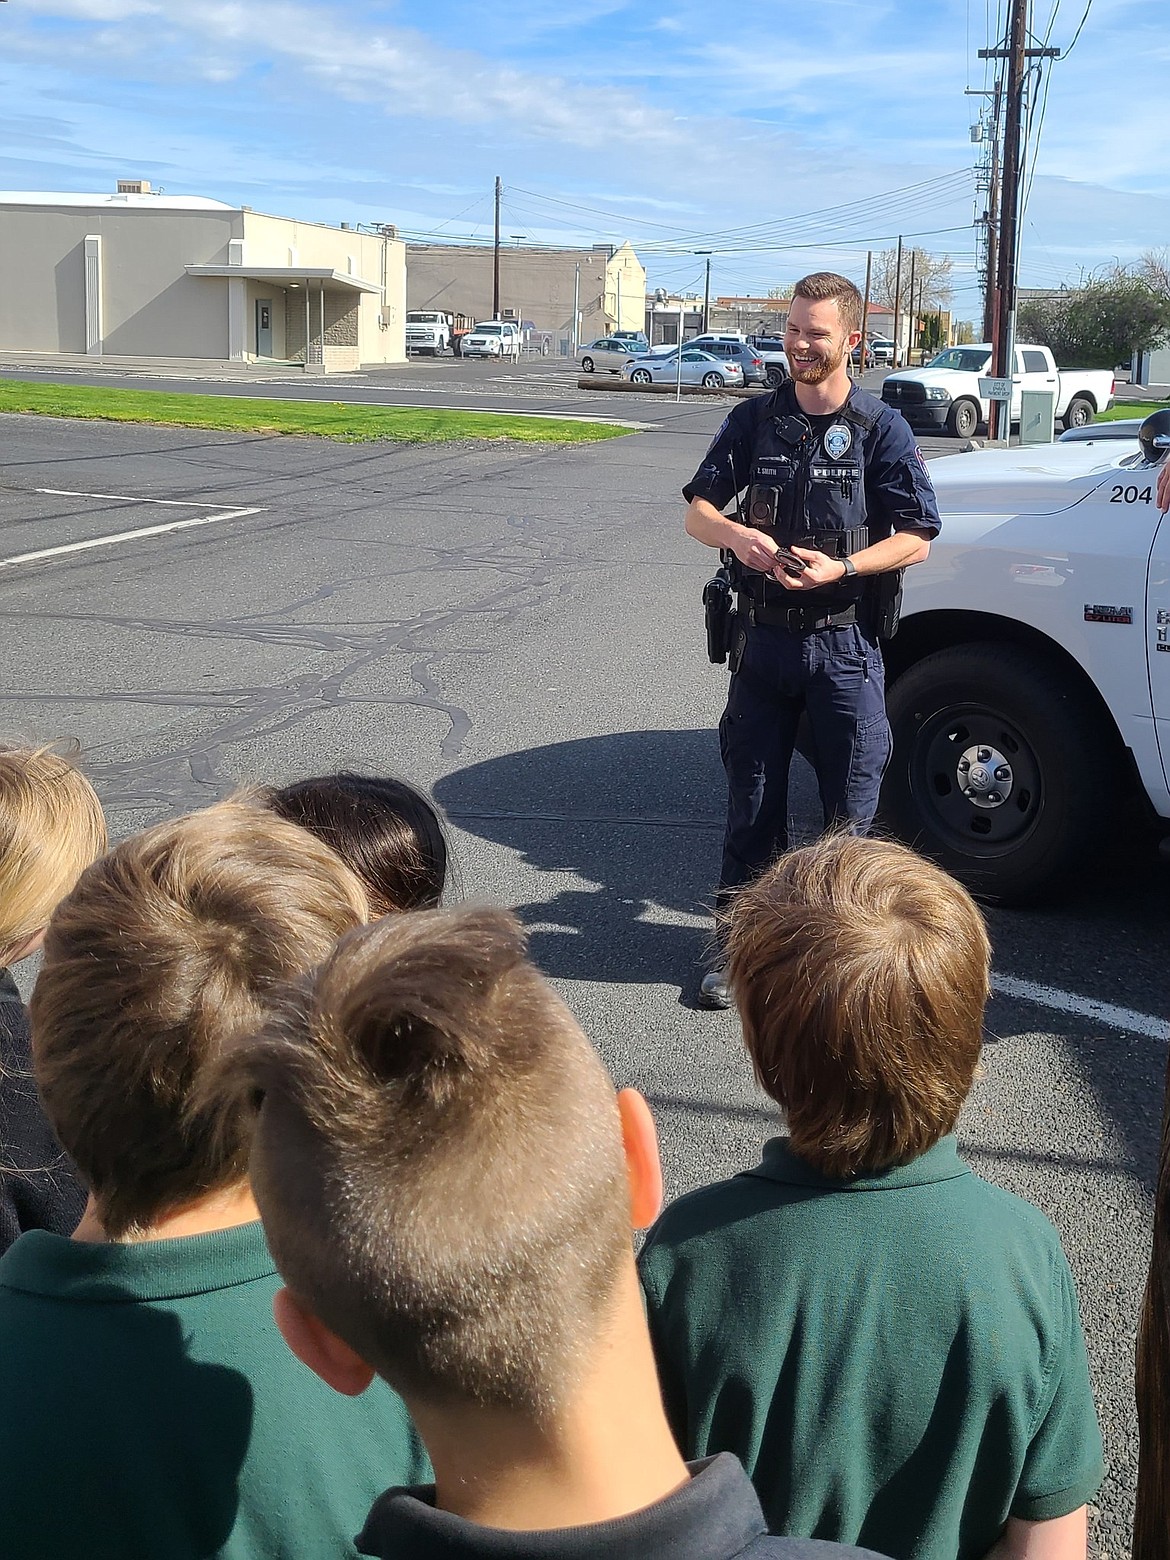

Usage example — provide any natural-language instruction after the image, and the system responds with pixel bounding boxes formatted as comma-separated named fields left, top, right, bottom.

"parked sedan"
left=577, top=338, right=636, bottom=374
left=689, top=339, right=768, bottom=386
left=622, top=349, right=744, bottom=389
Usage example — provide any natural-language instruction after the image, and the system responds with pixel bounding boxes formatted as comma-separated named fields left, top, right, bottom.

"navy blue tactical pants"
left=716, top=620, right=891, bottom=907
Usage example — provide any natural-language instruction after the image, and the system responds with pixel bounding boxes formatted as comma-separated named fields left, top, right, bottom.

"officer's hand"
left=732, top=528, right=783, bottom=574
left=1158, top=460, right=1170, bottom=515
left=775, top=545, right=846, bottom=591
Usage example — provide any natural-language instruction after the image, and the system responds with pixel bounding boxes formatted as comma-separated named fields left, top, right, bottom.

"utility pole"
left=492, top=175, right=502, bottom=320
left=699, top=253, right=712, bottom=333
left=861, top=250, right=872, bottom=374
left=892, top=236, right=904, bottom=368
left=981, top=2, right=1059, bottom=438
left=572, top=262, right=580, bottom=352
left=984, top=78, right=1003, bottom=343
left=906, top=249, right=917, bottom=367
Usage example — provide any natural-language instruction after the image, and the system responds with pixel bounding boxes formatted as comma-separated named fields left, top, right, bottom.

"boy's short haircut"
left=0, top=746, right=106, bottom=963
left=792, top=272, right=864, bottom=336
left=30, top=800, right=368, bottom=1238
left=217, top=907, right=630, bottom=1421
left=724, top=835, right=990, bottom=1179
left=262, top=772, right=447, bottom=916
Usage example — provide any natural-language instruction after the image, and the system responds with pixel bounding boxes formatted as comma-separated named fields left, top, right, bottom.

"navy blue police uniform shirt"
left=682, top=386, right=942, bottom=542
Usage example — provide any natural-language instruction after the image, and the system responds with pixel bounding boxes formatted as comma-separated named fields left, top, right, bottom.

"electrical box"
left=1020, top=388, right=1056, bottom=445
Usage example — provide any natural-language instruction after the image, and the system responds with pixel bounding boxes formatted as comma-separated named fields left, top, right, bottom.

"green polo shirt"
left=0, top=1221, right=430, bottom=1560
left=639, top=1137, right=1103, bottom=1560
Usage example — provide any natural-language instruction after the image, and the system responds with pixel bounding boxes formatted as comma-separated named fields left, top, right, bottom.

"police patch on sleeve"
left=823, top=423, right=852, bottom=460
left=705, top=414, right=731, bottom=453
left=914, top=445, right=935, bottom=483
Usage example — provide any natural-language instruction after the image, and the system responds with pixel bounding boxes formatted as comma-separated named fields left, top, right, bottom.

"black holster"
left=703, top=566, right=735, bottom=664
left=875, top=567, right=904, bottom=639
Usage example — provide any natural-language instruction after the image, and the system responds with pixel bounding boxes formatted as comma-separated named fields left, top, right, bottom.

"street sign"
left=979, top=376, right=1013, bottom=400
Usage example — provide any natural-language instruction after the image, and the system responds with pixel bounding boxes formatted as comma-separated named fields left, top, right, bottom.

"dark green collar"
left=742, top=1135, right=971, bottom=1193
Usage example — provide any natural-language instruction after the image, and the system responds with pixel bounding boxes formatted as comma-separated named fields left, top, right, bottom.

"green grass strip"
left=0, top=379, right=632, bottom=444
left=1099, top=399, right=1168, bottom=422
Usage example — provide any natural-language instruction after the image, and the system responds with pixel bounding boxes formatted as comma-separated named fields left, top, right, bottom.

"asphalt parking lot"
left=0, top=397, right=1164, bottom=1556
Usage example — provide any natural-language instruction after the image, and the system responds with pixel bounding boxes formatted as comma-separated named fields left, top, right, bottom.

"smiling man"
left=682, top=272, right=940, bottom=1008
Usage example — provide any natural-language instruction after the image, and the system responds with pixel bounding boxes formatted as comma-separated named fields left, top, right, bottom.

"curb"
left=576, top=375, right=767, bottom=398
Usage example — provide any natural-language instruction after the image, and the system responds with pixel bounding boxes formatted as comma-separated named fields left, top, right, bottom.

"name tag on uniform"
left=810, top=463, right=861, bottom=482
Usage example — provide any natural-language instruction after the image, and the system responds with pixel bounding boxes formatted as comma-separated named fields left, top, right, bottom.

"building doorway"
left=255, top=298, right=273, bottom=357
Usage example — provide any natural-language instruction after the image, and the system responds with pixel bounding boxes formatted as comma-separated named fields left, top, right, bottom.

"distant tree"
left=1018, top=271, right=1170, bottom=368
left=954, top=320, right=976, bottom=344
left=1138, top=248, right=1170, bottom=298
left=870, top=246, right=953, bottom=310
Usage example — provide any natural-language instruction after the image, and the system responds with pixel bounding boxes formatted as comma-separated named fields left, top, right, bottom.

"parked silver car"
left=622, top=348, right=744, bottom=389
left=577, top=338, right=636, bottom=374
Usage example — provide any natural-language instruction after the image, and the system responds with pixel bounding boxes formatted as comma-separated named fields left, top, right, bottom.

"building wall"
left=241, top=214, right=405, bottom=364
left=407, top=244, right=616, bottom=345
left=0, top=204, right=239, bottom=357
left=605, top=244, right=647, bottom=334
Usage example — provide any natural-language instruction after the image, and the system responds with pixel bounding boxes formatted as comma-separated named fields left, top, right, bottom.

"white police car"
left=881, top=410, right=1170, bottom=901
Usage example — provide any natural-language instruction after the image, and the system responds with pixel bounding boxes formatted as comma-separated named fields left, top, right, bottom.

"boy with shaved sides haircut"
left=640, top=835, right=1104, bottom=1560
left=217, top=906, right=886, bottom=1560
left=0, top=801, right=428, bottom=1560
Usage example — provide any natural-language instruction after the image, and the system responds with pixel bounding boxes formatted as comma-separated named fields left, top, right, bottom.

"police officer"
left=684, top=272, right=941, bottom=1009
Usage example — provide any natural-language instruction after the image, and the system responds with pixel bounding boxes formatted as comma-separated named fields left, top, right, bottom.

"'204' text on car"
left=880, top=410, right=1170, bottom=901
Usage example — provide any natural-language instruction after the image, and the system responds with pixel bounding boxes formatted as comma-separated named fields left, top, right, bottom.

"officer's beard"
left=790, top=340, right=847, bottom=384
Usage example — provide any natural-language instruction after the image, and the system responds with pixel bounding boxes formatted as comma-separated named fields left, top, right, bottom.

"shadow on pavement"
left=435, top=730, right=726, bottom=998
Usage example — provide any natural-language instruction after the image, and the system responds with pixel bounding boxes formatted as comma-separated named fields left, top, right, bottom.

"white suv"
left=460, top=321, right=521, bottom=359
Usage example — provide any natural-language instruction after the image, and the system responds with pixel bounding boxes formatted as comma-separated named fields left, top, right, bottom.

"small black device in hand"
left=773, top=547, right=807, bottom=578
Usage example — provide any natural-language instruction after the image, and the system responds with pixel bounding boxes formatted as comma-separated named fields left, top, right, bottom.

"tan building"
left=406, top=240, right=645, bottom=350
left=0, top=186, right=407, bottom=372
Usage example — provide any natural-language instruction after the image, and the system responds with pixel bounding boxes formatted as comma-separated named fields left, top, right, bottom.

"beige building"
left=406, top=240, right=645, bottom=350
left=0, top=186, right=407, bottom=372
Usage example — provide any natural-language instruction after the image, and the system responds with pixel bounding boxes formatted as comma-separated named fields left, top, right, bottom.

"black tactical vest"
left=736, top=381, right=882, bottom=608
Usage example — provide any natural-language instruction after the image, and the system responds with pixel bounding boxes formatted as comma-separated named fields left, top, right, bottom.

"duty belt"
left=742, top=598, right=857, bottom=632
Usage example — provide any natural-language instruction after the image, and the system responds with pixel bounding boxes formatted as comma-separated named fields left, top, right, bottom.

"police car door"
left=1149, top=492, right=1170, bottom=790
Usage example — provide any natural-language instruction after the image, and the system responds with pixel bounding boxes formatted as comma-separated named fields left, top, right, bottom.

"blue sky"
left=3, top=0, right=1168, bottom=325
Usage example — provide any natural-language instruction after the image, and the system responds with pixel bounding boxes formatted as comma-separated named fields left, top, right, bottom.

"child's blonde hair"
left=0, top=747, right=107, bottom=966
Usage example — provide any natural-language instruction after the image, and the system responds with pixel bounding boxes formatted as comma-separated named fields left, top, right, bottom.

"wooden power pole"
left=861, top=250, right=872, bottom=373
left=892, top=236, right=903, bottom=367
left=492, top=175, right=502, bottom=319
left=980, top=0, right=1059, bottom=437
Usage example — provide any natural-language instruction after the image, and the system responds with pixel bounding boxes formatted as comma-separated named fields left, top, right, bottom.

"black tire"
left=702, top=371, right=725, bottom=388
left=946, top=398, right=980, bottom=439
left=881, top=642, right=1119, bottom=904
left=1064, top=395, right=1095, bottom=429
left=581, top=356, right=594, bottom=374
left=630, top=368, right=652, bottom=385
left=766, top=365, right=788, bottom=388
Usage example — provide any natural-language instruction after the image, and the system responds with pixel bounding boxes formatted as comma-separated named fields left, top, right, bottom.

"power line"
left=1063, top=0, right=1095, bottom=56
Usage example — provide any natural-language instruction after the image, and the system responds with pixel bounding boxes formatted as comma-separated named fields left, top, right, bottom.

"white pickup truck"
left=405, top=311, right=451, bottom=355
left=881, top=343, right=1115, bottom=439
left=459, top=320, right=521, bottom=360
left=879, top=409, right=1170, bottom=901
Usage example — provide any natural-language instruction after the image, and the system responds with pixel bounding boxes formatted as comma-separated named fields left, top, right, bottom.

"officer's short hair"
left=724, top=835, right=989, bottom=1178
left=792, top=272, right=863, bottom=335
left=208, top=906, right=632, bottom=1422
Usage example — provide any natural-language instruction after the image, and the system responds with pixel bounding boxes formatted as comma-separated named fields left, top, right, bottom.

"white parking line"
left=992, top=973, right=1168, bottom=1041
left=0, top=488, right=262, bottom=570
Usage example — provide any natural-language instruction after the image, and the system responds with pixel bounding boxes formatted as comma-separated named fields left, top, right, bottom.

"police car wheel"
left=881, top=641, right=1120, bottom=904
left=946, top=398, right=980, bottom=439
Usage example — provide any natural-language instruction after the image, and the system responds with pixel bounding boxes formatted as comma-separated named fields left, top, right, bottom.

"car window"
left=1022, top=350, right=1050, bottom=374
left=927, top=348, right=990, bottom=372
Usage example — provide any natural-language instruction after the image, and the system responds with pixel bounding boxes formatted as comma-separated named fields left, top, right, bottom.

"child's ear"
left=2, top=929, right=46, bottom=966
left=273, top=1288, right=375, bottom=1397
left=617, top=1089, right=664, bottom=1231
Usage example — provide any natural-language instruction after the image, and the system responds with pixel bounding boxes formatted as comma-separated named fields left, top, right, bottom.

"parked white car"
left=880, top=409, right=1170, bottom=901
left=460, top=321, right=521, bottom=359
left=881, top=343, right=1115, bottom=439
left=578, top=338, right=636, bottom=374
